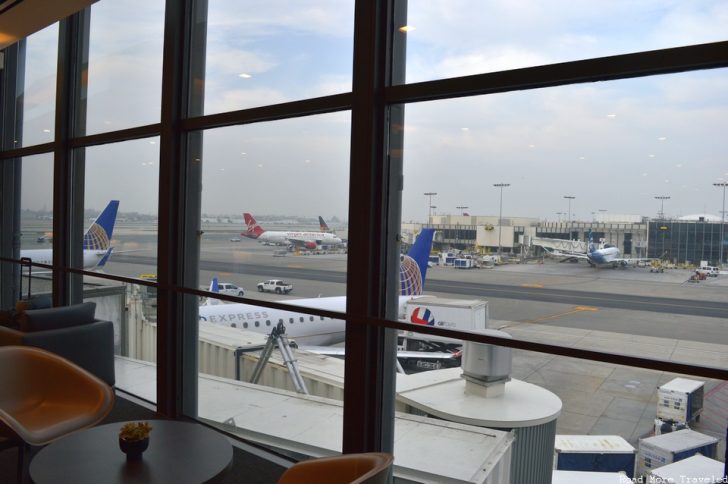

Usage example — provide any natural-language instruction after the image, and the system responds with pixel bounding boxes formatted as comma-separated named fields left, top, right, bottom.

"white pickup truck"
left=257, top=279, right=293, bottom=294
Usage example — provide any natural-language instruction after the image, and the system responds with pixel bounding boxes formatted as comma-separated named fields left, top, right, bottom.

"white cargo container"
left=552, top=470, right=631, bottom=483
left=637, top=429, right=718, bottom=476
left=399, top=296, right=489, bottom=351
left=647, top=454, right=725, bottom=483
left=454, top=257, right=474, bottom=269
left=656, top=378, right=704, bottom=424
left=554, top=435, right=636, bottom=478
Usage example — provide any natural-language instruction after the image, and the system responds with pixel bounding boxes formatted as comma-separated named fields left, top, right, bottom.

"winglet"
left=210, top=276, right=219, bottom=293
left=400, top=228, right=435, bottom=296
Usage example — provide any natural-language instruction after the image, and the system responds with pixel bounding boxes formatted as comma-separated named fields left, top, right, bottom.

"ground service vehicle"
left=217, top=283, right=245, bottom=297
left=257, top=279, right=293, bottom=294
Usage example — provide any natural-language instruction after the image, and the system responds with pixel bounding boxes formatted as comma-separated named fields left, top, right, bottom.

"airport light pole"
left=456, top=206, right=469, bottom=216
left=714, top=182, right=727, bottom=266
left=655, top=195, right=670, bottom=219
left=564, top=196, right=575, bottom=240
left=494, top=183, right=510, bottom=256
left=424, top=192, right=437, bottom=222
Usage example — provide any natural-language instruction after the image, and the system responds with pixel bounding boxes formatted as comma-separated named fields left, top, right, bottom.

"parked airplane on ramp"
left=20, top=200, right=119, bottom=270
left=241, top=212, right=343, bottom=249
left=201, top=229, right=437, bottom=345
left=201, top=228, right=456, bottom=367
left=544, top=230, right=652, bottom=268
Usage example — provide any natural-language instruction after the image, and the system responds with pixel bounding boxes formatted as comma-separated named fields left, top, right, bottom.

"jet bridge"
left=531, top=237, right=587, bottom=254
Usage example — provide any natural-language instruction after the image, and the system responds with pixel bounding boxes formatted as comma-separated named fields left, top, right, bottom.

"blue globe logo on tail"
left=399, top=228, right=435, bottom=296
left=83, top=201, right=119, bottom=251
left=400, top=255, right=423, bottom=296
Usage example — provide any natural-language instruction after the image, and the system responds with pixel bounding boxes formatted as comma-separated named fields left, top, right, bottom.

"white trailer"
left=398, top=296, right=489, bottom=352
left=637, top=429, right=718, bottom=476
left=647, top=454, right=725, bottom=483
left=656, top=377, right=704, bottom=424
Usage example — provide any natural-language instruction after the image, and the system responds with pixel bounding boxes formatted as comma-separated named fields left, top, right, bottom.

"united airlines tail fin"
left=83, top=200, right=119, bottom=251
left=400, top=228, right=435, bottom=296
left=241, top=212, right=265, bottom=239
left=318, top=216, right=331, bottom=233
left=204, top=276, right=223, bottom=306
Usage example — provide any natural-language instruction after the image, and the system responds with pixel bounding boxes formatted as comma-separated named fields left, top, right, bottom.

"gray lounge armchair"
left=0, top=302, right=115, bottom=387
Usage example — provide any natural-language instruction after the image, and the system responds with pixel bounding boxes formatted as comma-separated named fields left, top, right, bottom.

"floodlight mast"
left=494, top=183, right=510, bottom=256
left=424, top=192, right=437, bottom=222
left=714, top=183, right=727, bottom=266
left=563, top=196, right=575, bottom=240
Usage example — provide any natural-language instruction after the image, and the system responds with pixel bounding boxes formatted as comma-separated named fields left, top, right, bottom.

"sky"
left=16, top=0, right=728, bottom=223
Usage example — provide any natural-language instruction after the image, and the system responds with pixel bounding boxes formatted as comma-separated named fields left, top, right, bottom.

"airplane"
left=19, top=200, right=119, bottom=270
left=544, top=230, right=652, bottom=268
left=241, top=213, right=343, bottom=250
left=199, top=228, right=458, bottom=368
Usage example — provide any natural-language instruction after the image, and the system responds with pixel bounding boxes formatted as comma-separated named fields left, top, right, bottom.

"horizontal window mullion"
left=181, top=93, right=353, bottom=132
left=69, top=123, right=162, bottom=149
left=386, top=40, right=728, bottom=105
left=0, top=142, right=56, bottom=160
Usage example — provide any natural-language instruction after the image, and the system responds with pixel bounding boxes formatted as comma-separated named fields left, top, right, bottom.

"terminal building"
left=405, top=213, right=726, bottom=266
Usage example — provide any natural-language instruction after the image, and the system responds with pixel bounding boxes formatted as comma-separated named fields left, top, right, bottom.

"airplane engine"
left=304, top=241, right=317, bottom=249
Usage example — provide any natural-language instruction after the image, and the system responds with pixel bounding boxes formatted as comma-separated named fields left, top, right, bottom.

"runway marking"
left=521, top=283, right=544, bottom=288
left=521, top=306, right=600, bottom=324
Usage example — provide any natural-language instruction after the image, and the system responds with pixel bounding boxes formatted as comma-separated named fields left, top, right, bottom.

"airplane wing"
left=299, top=345, right=461, bottom=364
left=610, top=257, right=655, bottom=266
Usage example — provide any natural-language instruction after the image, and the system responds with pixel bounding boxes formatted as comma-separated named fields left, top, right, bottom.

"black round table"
left=30, top=420, right=233, bottom=483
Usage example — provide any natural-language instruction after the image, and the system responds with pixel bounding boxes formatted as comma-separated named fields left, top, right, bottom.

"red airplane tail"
left=241, top=212, right=265, bottom=239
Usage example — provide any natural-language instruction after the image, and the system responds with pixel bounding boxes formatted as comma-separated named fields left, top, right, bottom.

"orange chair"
left=277, top=452, right=394, bottom=484
left=0, top=346, right=115, bottom=483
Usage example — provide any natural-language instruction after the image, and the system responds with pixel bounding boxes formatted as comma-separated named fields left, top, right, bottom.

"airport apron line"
left=112, top=255, right=727, bottom=319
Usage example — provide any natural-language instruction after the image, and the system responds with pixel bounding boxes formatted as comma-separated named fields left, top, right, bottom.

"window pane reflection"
left=86, top=0, right=164, bottom=134
left=203, top=0, right=354, bottom=114
left=21, top=24, right=58, bottom=147
left=401, top=1, right=728, bottom=84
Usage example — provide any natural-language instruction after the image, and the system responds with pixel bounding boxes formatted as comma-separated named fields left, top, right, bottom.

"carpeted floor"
left=0, top=392, right=287, bottom=483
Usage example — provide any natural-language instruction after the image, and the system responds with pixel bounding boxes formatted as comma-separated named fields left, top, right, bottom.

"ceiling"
left=0, top=0, right=98, bottom=50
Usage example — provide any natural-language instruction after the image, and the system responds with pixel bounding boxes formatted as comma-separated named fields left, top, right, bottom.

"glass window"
left=203, top=1, right=354, bottom=114
left=85, top=0, right=165, bottom=134
left=401, top=1, right=728, bottom=84
left=393, top=69, right=727, bottom=458
left=16, top=154, right=54, bottom=301
left=80, top=137, right=160, bottom=277
left=21, top=24, right=59, bottom=147
left=18, top=154, right=54, bottom=252
left=196, top=112, right=350, bottom=449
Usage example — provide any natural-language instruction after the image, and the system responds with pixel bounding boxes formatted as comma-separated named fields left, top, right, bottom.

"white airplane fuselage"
left=587, top=246, right=626, bottom=267
left=199, top=295, right=417, bottom=346
left=19, top=248, right=109, bottom=270
left=257, top=231, right=342, bottom=247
